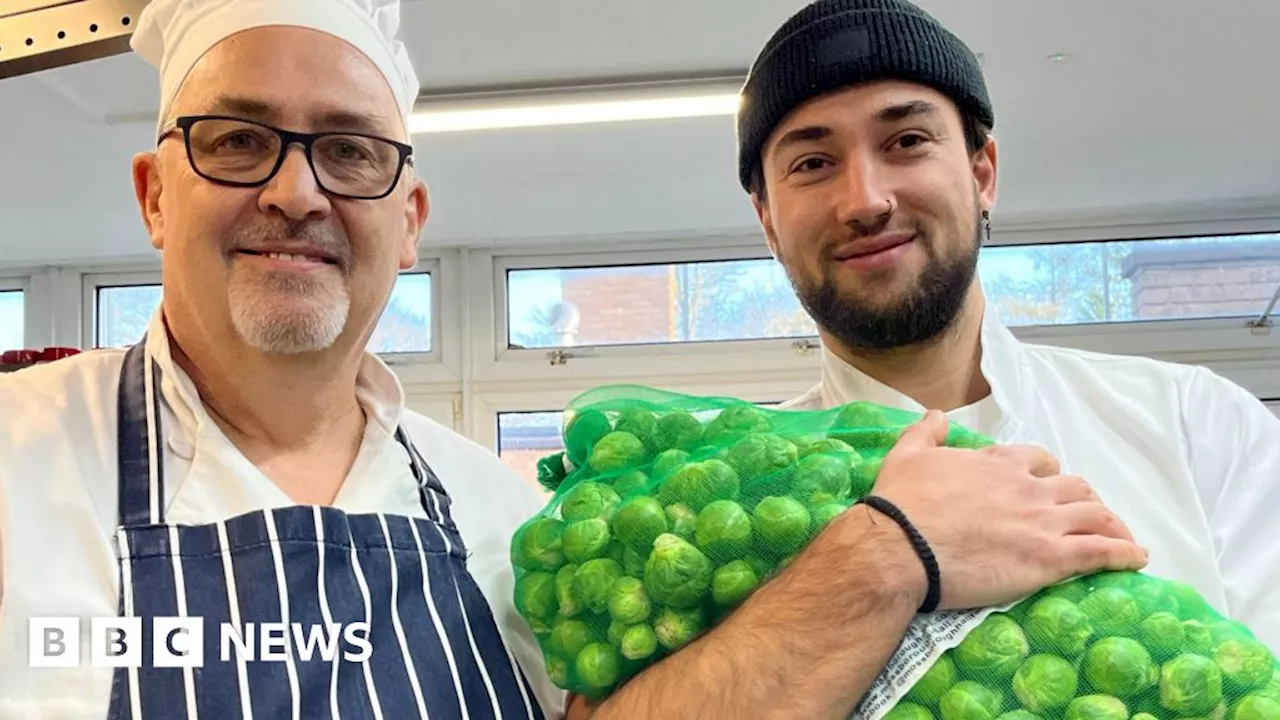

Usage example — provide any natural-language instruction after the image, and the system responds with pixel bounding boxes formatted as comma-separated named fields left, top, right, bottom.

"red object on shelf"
left=40, top=347, right=81, bottom=362
left=2, top=349, right=40, bottom=364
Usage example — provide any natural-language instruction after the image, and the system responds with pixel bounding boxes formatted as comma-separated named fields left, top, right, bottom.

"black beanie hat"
left=736, top=0, right=993, bottom=191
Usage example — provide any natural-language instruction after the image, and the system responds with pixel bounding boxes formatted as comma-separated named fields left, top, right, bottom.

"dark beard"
left=790, top=211, right=983, bottom=352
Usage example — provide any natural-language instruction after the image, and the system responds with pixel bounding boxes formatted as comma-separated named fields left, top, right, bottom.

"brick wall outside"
left=1124, top=242, right=1280, bottom=320
left=560, top=266, right=676, bottom=345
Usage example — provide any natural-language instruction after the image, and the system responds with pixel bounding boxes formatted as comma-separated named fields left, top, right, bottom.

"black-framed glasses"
left=159, top=115, right=415, bottom=200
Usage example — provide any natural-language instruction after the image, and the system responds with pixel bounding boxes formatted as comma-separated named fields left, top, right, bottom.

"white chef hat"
left=130, top=0, right=421, bottom=137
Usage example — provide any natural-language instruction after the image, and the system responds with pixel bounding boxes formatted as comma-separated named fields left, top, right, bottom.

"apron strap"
left=396, top=426, right=466, bottom=554
left=116, top=338, right=166, bottom=527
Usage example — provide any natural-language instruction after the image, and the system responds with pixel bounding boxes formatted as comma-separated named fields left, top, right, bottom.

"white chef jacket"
left=0, top=313, right=565, bottom=719
left=784, top=302, right=1280, bottom=649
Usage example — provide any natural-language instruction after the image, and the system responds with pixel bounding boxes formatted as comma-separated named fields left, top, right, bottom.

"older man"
left=0, top=0, right=563, bottom=717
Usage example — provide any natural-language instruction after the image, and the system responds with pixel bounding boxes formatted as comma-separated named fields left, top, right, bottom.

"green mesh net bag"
left=509, top=385, right=1279, bottom=719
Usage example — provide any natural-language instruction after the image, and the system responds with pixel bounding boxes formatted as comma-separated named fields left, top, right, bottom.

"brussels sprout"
left=513, top=518, right=566, bottom=572
left=726, top=433, right=798, bottom=481
left=695, top=500, right=753, bottom=559
left=711, top=559, right=760, bottom=608
left=652, top=448, right=691, bottom=480
left=562, top=519, right=613, bottom=563
left=660, top=460, right=741, bottom=511
left=810, top=501, right=849, bottom=537
left=1129, top=714, right=1157, bottom=720
left=608, top=576, right=652, bottom=625
left=885, top=702, right=934, bottom=720
left=799, top=436, right=859, bottom=461
left=1234, top=695, right=1280, bottom=720
left=555, top=563, right=581, bottom=617
left=575, top=642, right=621, bottom=689
left=573, top=559, right=624, bottom=614
left=655, top=411, right=703, bottom=453
left=514, top=571, right=558, bottom=624
left=1042, top=580, right=1090, bottom=605
left=906, top=654, right=959, bottom=707
left=545, top=653, right=571, bottom=688
left=665, top=503, right=698, bottom=541
left=1078, top=588, right=1142, bottom=637
left=996, top=712, right=1043, bottom=720
left=939, top=680, right=1003, bottom=720
left=1014, top=654, right=1079, bottom=712
left=550, top=617, right=596, bottom=660
left=1024, top=597, right=1095, bottom=657
left=536, top=452, right=570, bottom=492
left=742, top=553, right=774, bottom=580
left=1168, top=581, right=1216, bottom=622
left=703, top=405, right=771, bottom=445
left=612, top=496, right=669, bottom=553
left=620, top=624, right=659, bottom=660
left=1160, top=653, right=1224, bottom=716
left=653, top=605, right=707, bottom=651
left=1183, top=620, right=1216, bottom=656
left=831, top=401, right=892, bottom=436
left=621, top=546, right=647, bottom=577
left=589, top=432, right=647, bottom=474
left=643, top=533, right=713, bottom=608
left=1256, top=670, right=1280, bottom=704
left=1130, top=580, right=1180, bottom=618
left=561, top=482, right=622, bottom=524
left=1216, top=640, right=1276, bottom=692
left=565, top=410, right=612, bottom=467
left=1139, top=612, right=1186, bottom=660
left=1082, top=637, right=1156, bottom=697
left=1090, top=572, right=1138, bottom=592
left=850, top=457, right=882, bottom=499
left=1211, top=620, right=1257, bottom=646
left=953, top=615, right=1030, bottom=681
left=752, top=496, right=812, bottom=556
left=791, top=453, right=854, bottom=506
left=606, top=618, right=629, bottom=646
left=611, top=470, right=650, bottom=498
left=1064, top=695, right=1128, bottom=720
left=614, top=408, right=659, bottom=455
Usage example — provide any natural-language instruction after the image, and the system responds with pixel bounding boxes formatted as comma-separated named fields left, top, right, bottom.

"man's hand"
left=872, top=410, right=1149, bottom=609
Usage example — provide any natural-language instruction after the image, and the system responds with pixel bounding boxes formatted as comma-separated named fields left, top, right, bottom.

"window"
left=93, top=273, right=434, bottom=352
left=505, top=258, right=816, bottom=349
left=980, top=233, right=1280, bottom=327
left=0, top=289, right=23, bottom=351
left=96, top=284, right=163, bottom=349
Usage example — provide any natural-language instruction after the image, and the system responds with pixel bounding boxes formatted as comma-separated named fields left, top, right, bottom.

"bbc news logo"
left=30, top=618, right=372, bottom=668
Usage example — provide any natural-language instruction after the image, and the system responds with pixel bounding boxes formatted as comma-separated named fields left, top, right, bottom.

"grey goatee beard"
left=224, top=221, right=353, bottom=355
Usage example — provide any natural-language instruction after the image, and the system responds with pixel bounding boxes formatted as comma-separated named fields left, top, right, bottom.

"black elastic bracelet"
left=858, top=495, right=942, bottom=614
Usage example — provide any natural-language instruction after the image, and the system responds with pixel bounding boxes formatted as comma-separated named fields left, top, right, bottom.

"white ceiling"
left=1, top=0, right=1278, bottom=267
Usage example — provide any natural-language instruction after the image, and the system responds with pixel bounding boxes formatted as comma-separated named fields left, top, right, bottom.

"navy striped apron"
left=106, top=341, right=547, bottom=720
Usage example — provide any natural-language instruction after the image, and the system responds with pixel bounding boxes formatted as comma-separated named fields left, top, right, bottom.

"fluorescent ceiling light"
left=409, top=93, right=741, bottom=134
left=407, top=78, right=745, bottom=134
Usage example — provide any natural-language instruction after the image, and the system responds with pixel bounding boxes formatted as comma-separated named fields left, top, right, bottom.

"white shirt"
left=785, top=303, right=1280, bottom=649
left=0, top=314, right=565, bottom=719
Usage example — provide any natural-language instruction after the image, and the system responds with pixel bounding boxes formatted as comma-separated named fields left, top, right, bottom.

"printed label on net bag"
left=851, top=606, right=1009, bottom=720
